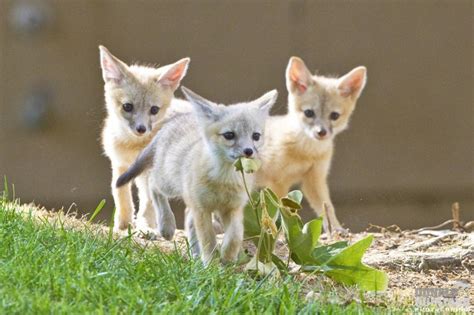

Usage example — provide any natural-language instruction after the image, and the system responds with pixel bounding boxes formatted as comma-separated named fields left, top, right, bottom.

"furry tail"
left=116, top=144, right=155, bottom=188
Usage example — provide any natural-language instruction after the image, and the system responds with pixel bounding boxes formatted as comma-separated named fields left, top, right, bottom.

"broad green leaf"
left=326, top=236, right=372, bottom=267
left=271, top=254, right=287, bottom=272
left=290, top=218, right=323, bottom=264
left=237, top=158, right=262, bottom=173
left=236, top=249, right=251, bottom=265
left=279, top=206, right=303, bottom=242
left=324, top=236, right=388, bottom=291
left=262, top=188, right=280, bottom=218
left=262, top=189, right=282, bottom=231
left=287, top=190, right=303, bottom=204
left=233, top=158, right=243, bottom=172
left=263, top=188, right=279, bottom=205
left=281, top=197, right=302, bottom=210
left=325, top=265, right=388, bottom=292
left=240, top=181, right=387, bottom=291
left=311, top=241, right=348, bottom=265
left=300, top=264, right=332, bottom=273
left=280, top=206, right=323, bottom=265
left=243, top=193, right=261, bottom=240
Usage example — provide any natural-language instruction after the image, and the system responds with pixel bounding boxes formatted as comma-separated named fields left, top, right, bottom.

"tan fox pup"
left=99, top=45, right=189, bottom=236
left=116, top=87, right=277, bottom=264
left=257, top=57, right=367, bottom=231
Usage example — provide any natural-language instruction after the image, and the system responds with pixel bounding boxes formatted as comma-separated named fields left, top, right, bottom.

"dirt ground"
left=16, top=204, right=474, bottom=311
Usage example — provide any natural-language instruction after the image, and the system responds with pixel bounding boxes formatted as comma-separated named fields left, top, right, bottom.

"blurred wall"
left=0, top=0, right=472, bottom=230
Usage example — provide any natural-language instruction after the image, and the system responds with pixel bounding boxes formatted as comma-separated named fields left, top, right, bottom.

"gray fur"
left=116, top=143, right=155, bottom=188
left=118, top=86, right=277, bottom=264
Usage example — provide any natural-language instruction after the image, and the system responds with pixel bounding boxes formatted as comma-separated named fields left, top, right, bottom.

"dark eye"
left=122, top=103, right=134, bottom=112
left=304, top=109, right=315, bottom=118
left=222, top=131, right=235, bottom=140
left=330, top=112, right=340, bottom=121
left=150, top=106, right=159, bottom=115
left=252, top=132, right=261, bottom=141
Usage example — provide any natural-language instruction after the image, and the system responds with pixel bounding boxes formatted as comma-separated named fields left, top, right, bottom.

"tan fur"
left=258, top=57, right=367, bottom=231
left=99, top=45, right=189, bottom=235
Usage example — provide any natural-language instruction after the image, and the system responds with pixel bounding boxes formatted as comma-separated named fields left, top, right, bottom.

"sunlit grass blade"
left=89, top=199, right=106, bottom=223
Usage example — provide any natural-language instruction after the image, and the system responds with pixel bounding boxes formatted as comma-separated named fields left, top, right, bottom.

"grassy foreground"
left=0, top=198, right=397, bottom=314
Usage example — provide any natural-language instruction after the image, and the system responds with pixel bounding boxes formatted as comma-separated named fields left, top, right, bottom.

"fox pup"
left=116, top=87, right=277, bottom=264
left=99, top=45, right=189, bottom=237
left=257, top=57, right=367, bottom=231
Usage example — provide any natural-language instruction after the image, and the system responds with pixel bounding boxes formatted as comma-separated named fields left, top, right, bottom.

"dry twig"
left=451, top=202, right=461, bottom=230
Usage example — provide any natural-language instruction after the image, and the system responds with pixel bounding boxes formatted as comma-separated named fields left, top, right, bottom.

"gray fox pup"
left=116, top=87, right=277, bottom=264
left=99, top=45, right=189, bottom=237
left=257, top=57, right=367, bottom=231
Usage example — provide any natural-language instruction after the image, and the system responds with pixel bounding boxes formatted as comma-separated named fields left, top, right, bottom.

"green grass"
left=0, top=195, right=400, bottom=314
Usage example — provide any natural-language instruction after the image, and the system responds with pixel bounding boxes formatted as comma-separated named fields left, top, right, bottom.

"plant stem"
left=240, top=170, right=261, bottom=227
left=240, top=171, right=255, bottom=208
left=286, top=249, right=291, bottom=269
left=256, top=229, right=264, bottom=268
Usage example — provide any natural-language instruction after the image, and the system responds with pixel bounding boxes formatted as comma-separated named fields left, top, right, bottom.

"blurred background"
left=0, top=0, right=472, bottom=231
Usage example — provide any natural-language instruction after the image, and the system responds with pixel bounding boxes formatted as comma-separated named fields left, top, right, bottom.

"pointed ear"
left=181, top=86, right=220, bottom=121
left=286, top=57, right=313, bottom=94
left=99, top=45, right=129, bottom=84
left=157, top=58, right=190, bottom=91
left=251, top=89, right=278, bottom=114
left=338, top=66, right=367, bottom=98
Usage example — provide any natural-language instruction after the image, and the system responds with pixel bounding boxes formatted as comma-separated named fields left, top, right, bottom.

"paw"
left=134, top=222, right=159, bottom=240
left=321, top=224, right=350, bottom=238
left=113, top=220, right=134, bottom=236
left=201, top=249, right=220, bottom=267
left=220, top=247, right=240, bottom=264
left=334, top=226, right=350, bottom=235
left=220, top=256, right=238, bottom=265
left=159, top=224, right=175, bottom=241
left=190, top=247, right=200, bottom=259
left=113, top=226, right=127, bottom=235
left=328, top=221, right=349, bottom=235
left=185, top=232, right=201, bottom=258
left=322, top=218, right=346, bottom=233
left=137, top=228, right=159, bottom=240
left=139, top=230, right=159, bottom=240
left=158, top=214, right=176, bottom=241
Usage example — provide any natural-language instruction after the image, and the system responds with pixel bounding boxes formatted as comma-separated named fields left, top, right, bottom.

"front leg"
left=150, top=189, right=176, bottom=241
left=301, top=153, right=342, bottom=231
left=184, top=208, right=200, bottom=258
left=219, top=208, right=244, bottom=263
left=191, top=207, right=217, bottom=265
left=111, top=165, right=135, bottom=232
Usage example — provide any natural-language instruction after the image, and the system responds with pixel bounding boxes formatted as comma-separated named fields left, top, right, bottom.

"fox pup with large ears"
left=117, top=87, right=278, bottom=264
left=258, top=57, right=367, bottom=232
left=99, top=45, right=189, bottom=237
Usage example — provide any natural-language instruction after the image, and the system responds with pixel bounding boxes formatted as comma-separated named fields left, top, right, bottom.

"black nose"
left=317, top=129, right=327, bottom=137
left=136, top=125, right=147, bottom=134
left=243, top=148, right=253, bottom=157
